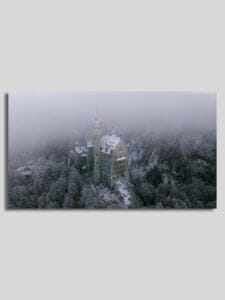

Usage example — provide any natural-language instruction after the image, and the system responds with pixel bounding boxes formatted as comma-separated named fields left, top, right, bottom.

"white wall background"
left=0, top=1, right=224, bottom=300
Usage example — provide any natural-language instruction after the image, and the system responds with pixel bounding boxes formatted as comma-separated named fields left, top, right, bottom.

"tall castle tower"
left=93, top=116, right=103, bottom=185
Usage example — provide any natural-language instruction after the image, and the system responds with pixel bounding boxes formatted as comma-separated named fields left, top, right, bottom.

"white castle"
left=69, top=116, right=129, bottom=189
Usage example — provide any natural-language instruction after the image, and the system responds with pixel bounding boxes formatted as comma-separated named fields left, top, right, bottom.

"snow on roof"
left=16, top=166, right=32, bottom=176
left=87, top=140, right=94, bottom=148
left=21, top=171, right=32, bottom=176
left=116, top=156, right=126, bottom=161
left=16, top=167, right=25, bottom=172
left=101, top=134, right=120, bottom=154
left=75, top=146, right=87, bottom=154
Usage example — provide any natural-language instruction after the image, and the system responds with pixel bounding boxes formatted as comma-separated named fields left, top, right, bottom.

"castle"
left=68, top=116, right=129, bottom=189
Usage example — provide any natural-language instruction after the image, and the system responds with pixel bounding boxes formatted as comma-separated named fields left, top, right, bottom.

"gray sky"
left=9, top=92, right=216, bottom=153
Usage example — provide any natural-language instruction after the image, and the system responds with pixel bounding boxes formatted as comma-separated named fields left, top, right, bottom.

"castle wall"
left=101, top=152, right=113, bottom=188
left=93, top=146, right=101, bottom=185
left=100, top=139, right=129, bottom=189
left=87, top=147, right=94, bottom=171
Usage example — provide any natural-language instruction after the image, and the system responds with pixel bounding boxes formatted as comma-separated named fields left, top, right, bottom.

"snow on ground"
left=114, top=180, right=131, bottom=208
left=85, top=181, right=132, bottom=209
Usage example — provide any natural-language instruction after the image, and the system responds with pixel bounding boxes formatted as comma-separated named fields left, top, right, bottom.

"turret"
left=93, top=116, right=103, bottom=185
left=93, top=117, right=103, bottom=147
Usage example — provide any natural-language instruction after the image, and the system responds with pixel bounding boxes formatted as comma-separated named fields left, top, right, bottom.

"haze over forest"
left=8, top=92, right=217, bottom=209
left=9, top=92, right=216, bottom=154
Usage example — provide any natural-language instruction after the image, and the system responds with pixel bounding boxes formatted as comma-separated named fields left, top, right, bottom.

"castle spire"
left=111, top=126, right=116, bottom=136
left=96, top=107, right=100, bottom=120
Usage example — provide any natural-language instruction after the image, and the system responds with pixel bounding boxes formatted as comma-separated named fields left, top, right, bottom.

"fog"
left=9, top=92, right=216, bottom=153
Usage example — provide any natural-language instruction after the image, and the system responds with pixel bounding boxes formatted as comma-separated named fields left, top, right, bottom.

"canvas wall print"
left=8, top=92, right=216, bottom=209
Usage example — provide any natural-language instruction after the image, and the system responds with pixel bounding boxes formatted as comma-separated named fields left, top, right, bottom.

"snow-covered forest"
left=8, top=129, right=216, bottom=209
left=8, top=92, right=216, bottom=209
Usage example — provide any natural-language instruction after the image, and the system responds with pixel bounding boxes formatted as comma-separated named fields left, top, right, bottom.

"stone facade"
left=90, top=117, right=129, bottom=189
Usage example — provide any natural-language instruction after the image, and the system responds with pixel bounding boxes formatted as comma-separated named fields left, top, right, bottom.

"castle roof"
left=75, top=146, right=87, bottom=154
left=116, top=156, right=126, bottom=161
left=16, top=166, right=32, bottom=176
left=101, top=134, right=120, bottom=154
left=87, top=140, right=94, bottom=148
